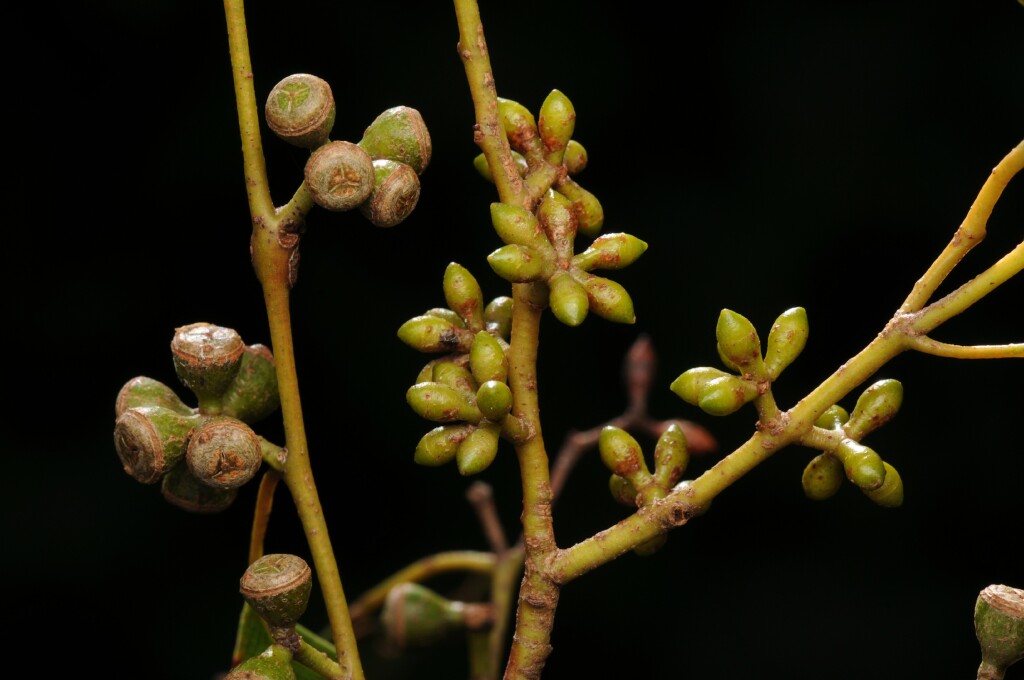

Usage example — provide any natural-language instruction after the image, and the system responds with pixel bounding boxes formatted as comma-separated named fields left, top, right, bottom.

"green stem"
left=908, top=337, right=1024, bottom=359
left=248, top=470, right=280, bottom=565
left=295, top=638, right=343, bottom=680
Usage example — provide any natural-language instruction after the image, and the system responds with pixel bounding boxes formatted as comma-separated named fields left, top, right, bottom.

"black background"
left=7, top=1, right=1023, bottom=679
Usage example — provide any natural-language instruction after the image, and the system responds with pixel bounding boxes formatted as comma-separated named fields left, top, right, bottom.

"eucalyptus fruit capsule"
left=470, top=331, right=508, bottom=384
left=862, top=461, right=903, bottom=508
left=579, top=274, right=635, bottom=324
left=381, top=582, right=466, bottom=648
left=473, top=151, right=528, bottom=183
left=670, top=366, right=733, bottom=406
left=240, top=553, right=313, bottom=630
left=397, top=315, right=465, bottom=353
left=814, top=405, right=850, bottom=430
left=226, top=644, right=296, bottom=680
left=716, top=309, right=764, bottom=374
left=432, top=361, right=477, bottom=396
left=833, top=439, right=886, bottom=491
left=171, top=323, right=245, bottom=407
left=764, top=307, right=809, bottom=380
left=414, top=424, right=474, bottom=466
left=563, top=140, right=588, bottom=175
left=456, top=422, right=500, bottom=475
left=538, top=89, right=575, bottom=163
left=609, top=473, right=638, bottom=507
left=359, top=106, right=432, bottom=174
left=406, top=382, right=480, bottom=423
left=548, top=271, right=590, bottom=327
left=572, top=233, right=648, bottom=272
left=221, top=344, right=279, bottom=425
left=490, top=203, right=550, bottom=250
left=487, top=244, right=552, bottom=283
left=497, top=97, right=538, bottom=150
left=801, top=453, right=844, bottom=501
left=114, top=406, right=201, bottom=484
left=845, top=379, right=903, bottom=441
left=116, top=376, right=193, bottom=418
left=483, top=296, right=513, bottom=340
left=974, top=584, right=1024, bottom=679
left=186, top=416, right=262, bottom=489
left=653, top=424, right=689, bottom=489
left=359, top=159, right=421, bottom=228
left=161, top=462, right=237, bottom=513
left=697, top=375, right=758, bottom=416
left=556, top=179, right=603, bottom=237
left=476, top=380, right=513, bottom=421
left=443, top=263, right=485, bottom=331
left=304, top=140, right=375, bottom=212
left=264, top=73, right=335, bottom=149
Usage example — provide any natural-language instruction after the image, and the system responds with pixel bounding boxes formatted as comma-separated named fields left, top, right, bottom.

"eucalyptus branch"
left=907, top=337, right=1024, bottom=359
left=248, top=470, right=280, bottom=565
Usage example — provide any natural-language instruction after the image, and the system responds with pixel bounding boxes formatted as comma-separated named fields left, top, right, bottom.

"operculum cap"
left=304, top=141, right=375, bottom=212
left=456, top=422, right=500, bottom=475
left=670, top=367, right=732, bottom=406
left=716, top=309, right=763, bottom=374
left=538, top=89, right=576, bottom=163
left=359, top=159, right=421, bottom=228
left=114, top=406, right=201, bottom=484
left=171, top=323, right=246, bottom=406
left=415, top=424, right=474, bottom=466
left=548, top=271, right=589, bottom=327
left=443, top=263, right=485, bottom=330
left=764, top=307, right=809, bottom=380
left=186, top=416, right=262, bottom=489
left=221, top=345, right=279, bottom=425
left=801, top=453, right=844, bottom=501
left=161, top=463, right=237, bottom=513
left=264, top=73, right=335, bottom=149
left=572, top=233, right=648, bottom=271
left=862, top=461, right=903, bottom=508
left=240, top=554, right=313, bottom=630
left=845, top=379, right=903, bottom=440
left=226, top=644, right=296, bottom=680
left=116, top=376, right=193, bottom=418
left=359, top=106, right=432, bottom=174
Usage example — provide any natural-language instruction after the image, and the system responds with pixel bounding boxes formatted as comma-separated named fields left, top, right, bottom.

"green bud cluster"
left=113, top=323, right=280, bottom=512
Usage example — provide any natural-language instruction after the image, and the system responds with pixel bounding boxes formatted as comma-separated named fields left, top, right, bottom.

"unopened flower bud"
left=406, top=382, right=480, bottom=423
left=221, top=345, right=279, bottom=425
left=161, top=463, right=237, bottom=513
left=609, top=473, right=638, bottom=507
left=697, top=375, right=758, bottom=416
left=304, top=141, right=374, bottom=212
left=264, top=73, right=335, bottom=149
left=537, top=190, right=577, bottom=261
left=764, top=307, right=809, bottom=380
left=487, top=244, right=553, bottom=283
left=653, top=423, right=689, bottom=489
left=538, top=89, right=575, bottom=163
left=862, top=461, right=903, bottom=508
left=470, top=331, right=508, bottom=384
left=833, top=439, right=886, bottom=491
left=186, top=417, right=262, bottom=489
left=456, top=422, right=501, bottom=475
left=359, top=106, right=431, bottom=174
left=497, top=98, right=538, bottom=151
left=414, top=424, right=474, bottom=466
left=116, top=376, right=193, bottom=418
left=801, top=453, right=844, bottom=501
left=484, top=297, right=514, bottom=340
left=716, top=309, right=763, bottom=374
left=556, top=179, right=603, bottom=237
left=443, top=263, right=485, bottom=330
left=240, top=554, right=313, bottom=630
left=490, top=203, right=551, bottom=250
left=432, top=361, right=477, bottom=397
left=572, top=233, right=648, bottom=272
left=114, top=406, right=201, bottom=484
left=171, top=323, right=245, bottom=407
left=359, top=160, right=421, bottom=228
left=670, top=367, right=732, bottom=406
left=814, top=405, right=849, bottom=430
left=845, top=379, right=903, bottom=441
left=563, top=140, right=588, bottom=175
left=476, top=380, right=513, bottom=421
left=599, top=427, right=648, bottom=478
left=397, top=315, right=467, bottom=353
left=473, top=151, right=528, bottom=183
left=580, top=274, right=635, bottom=324
left=424, top=307, right=466, bottom=328
left=548, top=271, right=590, bottom=327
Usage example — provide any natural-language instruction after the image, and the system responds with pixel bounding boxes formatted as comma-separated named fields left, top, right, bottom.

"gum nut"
left=974, top=585, right=1024, bottom=671
left=431, top=361, right=477, bottom=396
left=116, top=376, right=193, bottom=418
left=240, top=554, right=313, bottom=629
left=381, top=582, right=463, bottom=648
left=226, top=644, right=296, bottom=680
left=487, top=244, right=552, bottom=283
left=538, top=89, right=576, bottom=155
left=801, top=453, right=844, bottom=501
left=171, top=322, right=245, bottom=402
left=456, top=422, right=501, bottom=475
left=114, top=406, right=201, bottom=484
left=564, top=140, right=588, bottom=175
left=264, top=73, right=335, bottom=149
left=633, top=534, right=668, bottom=557
left=489, top=202, right=550, bottom=250
left=397, top=315, right=466, bottom=353
left=476, top=380, right=513, bottom=421
left=443, top=263, right=485, bottom=330
left=548, top=271, right=590, bottom=327
left=697, top=375, right=758, bottom=417
left=835, top=440, right=886, bottom=491
left=609, top=473, right=638, bottom=507
left=572, top=233, right=648, bottom=272
left=670, top=367, right=733, bottom=406
left=470, top=331, right=508, bottom=384
left=555, top=179, right=603, bottom=237
left=358, top=105, right=431, bottom=174
left=414, top=424, right=474, bottom=466
left=863, top=461, right=904, bottom=508
left=764, top=307, right=809, bottom=380
left=186, top=416, right=262, bottom=489
left=814, top=405, right=850, bottom=430
left=406, top=382, right=480, bottom=423
left=221, top=344, right=280, bottom=424
left=580, top=274, right=635, bottom=324
left=497, top=97, right=538, bottom=150
left=161, top=463, right=237, bottom=513
left=715, top=309, right=763, bottom=371
left=473, top=151, right=528, bottom=182
left=599, top=426, right=647, bottom=477
left=653, top=423, right=690, bottom=488
left=359, top=159, right=421, bottom=228
left=845, top=379, right=904, bottom=441
left=484, top=296, right=514, bottom=340
left=304, top=141, right=375, bottom=211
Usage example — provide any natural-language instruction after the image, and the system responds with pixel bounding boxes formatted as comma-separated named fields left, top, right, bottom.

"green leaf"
left=232, top=603, right=332, bottom=680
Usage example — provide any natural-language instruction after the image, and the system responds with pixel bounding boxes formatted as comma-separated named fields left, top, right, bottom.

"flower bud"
left=580, top=274, right=635, bottom=324
left=432, top=361, right=477, bottom=396
left=456, top=422, right=501, bottom=475
left=801, top=453, right=844, bottom=501
left=397, top=315, right=467, bottom=353
left=599, top=426, right=648, bottom=477
left=426, top=307, right=467, bottom=328
left=359, top=160, right=421, bottom=228
left=697, top=375, right=758, bottom=416
left=670, top=367, right=733, bottom=406
left=381, top=582, right=464, bottom=648
left=716, top=309, right=763, bottom=374
left=763, top=307, right=809, bottom=380
left=240, top=554, right=313, bottom=630
left=186, top=416, right=262, bottom=489
left=556, top=179, right=603, bottom=237
left=497, top=98, right=538, bottom=151
left=487, top=244, right=553, bottom=283
left=490, top=203, right=551, bottom=250
left=538, top=89, right=575, bottom=163
left=470, top=331, right=508, bottom=384
left=537, top=190, right=577, bottom=261
left=484, top=296, right=514, bottom=340
left=476, top=380, right=513, bottom=422
left=171, top=323, right=245, bottom=406
left=609, top=473, right=638, bottom=507
left=359, top=106, right=431, bottom=174
left=833, top=439, right=886, bottom=491
left=116, top=376, right=193, bottom=418
left=161, top=463, right=237, bottom=513
left=444, top=263, right=485, bottom=331
left=862, top=461, right=903, bottom=508
left=221, top=345, right=279, bottom=425
left=814, top=405, right=849, bottom=430
left=548, top=271, right=590, bottom=327
left=974, top=584, right=1024, bottom=677
left=414, top=424, right=474, bottom=466
left=406, top=382, right=480, bottom=423
left=845, top=379, right=903, bottom=441
left=114, top=406, right=201, bottom=484
left=653, top=423, right=689, bottom=489
left=304, top=141, right=374, bottom=212
left=563, top=140, right=588, bottom=175
left=264, top=74, right=335, bottom=149
left=572, top=233, right=648, bottom=272
left=226, top=644, right=296, bottom=680
left=473, top=151, right=528, bottom=183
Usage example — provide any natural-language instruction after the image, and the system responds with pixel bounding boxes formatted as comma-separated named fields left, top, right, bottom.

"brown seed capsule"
left=161, top=463, right=237, bottom=513
left=359, top=106, right=432, bottom=174
left=359, top=160, right=421, bottom=228
left=114, top=406, right=201, bottom=484
left=186, top=417, right=262, bottom=489
left=240, top=554, right=313, bottom=630
left=264, top=73, right=336, bottom=149
left=171, top=323, right=245, bottom=406
left=304, top=141, right=375, bottom=211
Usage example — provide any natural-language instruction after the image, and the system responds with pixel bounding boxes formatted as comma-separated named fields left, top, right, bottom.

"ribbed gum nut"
left=609, top=473, right=638, bottom=507
left=556, top=179, right=603, bottom=237
left=381, top=582, right=463, bottom=648
left=473, top=151, right=529, bottom=183
left=171, top=323, right=245, bottom=404
left=834, top=439, right=886, bottom=491
left=497, top=97, right=538, bottom=150
left=484, top=296, right=514, bottom=340
left=240, top=554, right=313, bottom=629
left=599, top=426, right=648, bottom=477
left=845, top=379, right=904, bottom=441
left=548, top=271, right=590, bottom=327
left=406, top=382, right=480, bottom=423
left=653, top=424, right=689, bottom=489
left=226, top=643, right=297, bottom=680
left=975, top=584, right=1024, bottom=675
left=221, top=345, right=279, bottom=425
left=476, top=380, right=513, bottom=421
left=456, top=422, right=500, bottom=475
left=424, top=307, right=466, bottom=328
left=470, top=331, right=508, bottom=384
left=563, top=140, right=588, bottom=175
left=114, top=406, right=201, bottom=484
left=490, top=203, right=550, bottom=250
left=444, top=263, right=485, bottom=331
left=572, top=233, right=648, bottom=272
left=801, top=453, right=844, bottom=501
left=186, top=416, right=262, bottom=489
left=487, top=244, right=552, bottom=283
left=670, top=366, right=733, bottom=406
left=414, top=424, right=474, bottom=466
left=398, top=315, right=466, bottom=353
left=304, top=141, right=374, bottom=212
left=716, top=309, right=763, bottom=373
left=358, top=106, right=431, bottom=174
left=538, top=89, right=575, bottom=162
left=863, top=461, right=903, bottom=508
left=814, top=405, right=850, bottom=430
left=432, top=361, right=477, bottom=397
left=264, top=74, right=335, bottom=149
left=116, top=376, right=193, bottom=418
left=160, top=462, right=237, bottom=513
left=537, top=190, right=577, bottom=261
left=579, top=274, right=635, bottom=324
left=698, top=375, right=758, bottom=416
left=764, top=307, right=809, bottom=380
left=359, top=160, right=421, bottom=228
